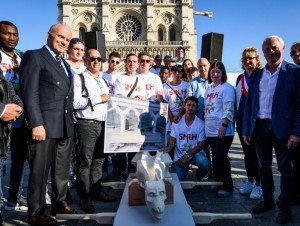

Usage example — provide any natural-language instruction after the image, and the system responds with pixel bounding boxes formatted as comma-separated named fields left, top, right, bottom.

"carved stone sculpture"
left=133, top=151, right=172, bottom=219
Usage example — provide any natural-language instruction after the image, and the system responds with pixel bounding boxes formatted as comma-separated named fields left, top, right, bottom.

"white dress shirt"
left=257, top=65, right=281, bottom=119
left=73, top=69, right=109, bottom=121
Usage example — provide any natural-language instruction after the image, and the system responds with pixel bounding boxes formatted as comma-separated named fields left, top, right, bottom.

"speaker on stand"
left=84, top=31, right=107, bottom=62
left=201, top=32, right=224, bottom=63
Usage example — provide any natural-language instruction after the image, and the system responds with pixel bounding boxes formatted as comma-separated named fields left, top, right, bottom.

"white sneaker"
left=250, top=185, right=262, bottom=199
left=4, top=202, right=28, bottom=211
left=239, top=181, right=254, bottom=194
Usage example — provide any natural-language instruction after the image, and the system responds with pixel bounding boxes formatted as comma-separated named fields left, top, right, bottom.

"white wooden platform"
left=113, top=173, right=195, bottom=226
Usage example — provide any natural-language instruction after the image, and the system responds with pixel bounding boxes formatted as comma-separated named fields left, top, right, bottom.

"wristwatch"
left=222, top=123, right=228, bottom=127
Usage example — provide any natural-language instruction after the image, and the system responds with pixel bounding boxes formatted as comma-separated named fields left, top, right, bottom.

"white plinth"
left=113, top=173, right=195, bottom=226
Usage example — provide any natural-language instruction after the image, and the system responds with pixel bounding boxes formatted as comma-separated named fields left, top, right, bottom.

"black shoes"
left=276, top=210, right=291, bottom=224
left=251, top=201, right=275, bottom=214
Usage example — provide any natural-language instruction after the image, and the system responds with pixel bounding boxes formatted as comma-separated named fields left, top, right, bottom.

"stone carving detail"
left=116, top=15, right=142, bottom=41
left=154, top=10, right=160, bottom=16
left=134, top=152, right=172, bottom=219
left=72, top=0, right=99, bottom=3
left=83, top=12, right=93, bottom=23
left=110, top=7, right=116, bottom=14
left=163, top=15, right=171, bottom=25
left=96, top=8, right=102, bottom=15
left=71, top=9, right=78, bottom=15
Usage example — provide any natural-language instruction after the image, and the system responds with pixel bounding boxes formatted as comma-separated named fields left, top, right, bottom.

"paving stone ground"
left=1, top=134, right=299, bottom=225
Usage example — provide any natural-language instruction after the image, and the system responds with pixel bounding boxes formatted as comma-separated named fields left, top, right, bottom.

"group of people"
left=0, top=20, right=299, bottom=226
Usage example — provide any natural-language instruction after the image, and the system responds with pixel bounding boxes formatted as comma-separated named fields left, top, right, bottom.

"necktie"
left=55, top=55, right=62, bottom=67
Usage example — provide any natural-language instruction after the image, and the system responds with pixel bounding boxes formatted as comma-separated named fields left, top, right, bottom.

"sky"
left=1, top=0, right=300, bottom=72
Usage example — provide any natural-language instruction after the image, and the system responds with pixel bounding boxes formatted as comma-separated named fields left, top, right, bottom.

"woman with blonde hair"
left=236, top=47, right=263, bottom=199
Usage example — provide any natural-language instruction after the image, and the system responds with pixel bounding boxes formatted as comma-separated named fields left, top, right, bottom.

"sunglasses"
left=111, top=60, right=120, bottom=65
left=290, top=49, right=300, bottom=56
left=140, top=59, right=150, bottom=63
left=89, top=57, right=102, bottom=62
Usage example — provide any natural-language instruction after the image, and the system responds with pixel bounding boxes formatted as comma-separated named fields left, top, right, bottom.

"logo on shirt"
left=125, top=84, right=140, bottom=92
left=179, top=133, right=197, bottom=141
left=206, top=91, right=219, bottom=101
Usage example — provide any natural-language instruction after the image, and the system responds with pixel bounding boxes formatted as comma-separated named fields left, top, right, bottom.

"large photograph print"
left=105, top=95, right=168, bottom=153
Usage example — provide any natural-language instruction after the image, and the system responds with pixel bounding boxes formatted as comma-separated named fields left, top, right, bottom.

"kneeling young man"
left=161, top=96, right=209, bottom=180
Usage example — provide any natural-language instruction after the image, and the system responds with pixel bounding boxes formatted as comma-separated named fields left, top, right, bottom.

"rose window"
left=116, top=15, right=142, bottom=41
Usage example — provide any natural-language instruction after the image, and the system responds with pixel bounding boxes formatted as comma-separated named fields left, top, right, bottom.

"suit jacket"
left=20, top=46, right=74, bottom=139
left=243, top=61, right=300, bottom=140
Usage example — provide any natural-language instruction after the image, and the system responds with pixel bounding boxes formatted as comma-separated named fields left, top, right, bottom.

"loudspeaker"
left=201, top=32, right=224, bottom=62
left=84, top=31, right=106, bottom=62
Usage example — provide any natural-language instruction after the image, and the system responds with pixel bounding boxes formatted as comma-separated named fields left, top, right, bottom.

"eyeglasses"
left=290, top=49, right=300, bottom=56
left=89, top=57, right=102, bottom=62
left=111, top=60, right=120, bottom=65
left=140, top=59, right=150, bottom=63
left=242, top=56, right=257, bottom=61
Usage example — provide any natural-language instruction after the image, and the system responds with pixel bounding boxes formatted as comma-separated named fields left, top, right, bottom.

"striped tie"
left=55, top=55, right=62, bottom=67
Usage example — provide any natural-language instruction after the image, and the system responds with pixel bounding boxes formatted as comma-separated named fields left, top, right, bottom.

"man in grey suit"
left=243, top=36, right=300, bottom=224
left=20, top=23, right=76, bottom=226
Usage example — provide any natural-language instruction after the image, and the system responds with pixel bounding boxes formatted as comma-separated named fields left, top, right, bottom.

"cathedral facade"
left=57, top=0, right=198, bottom=66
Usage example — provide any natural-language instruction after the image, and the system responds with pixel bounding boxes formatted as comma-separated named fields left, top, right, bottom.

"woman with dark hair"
left=204, top=61, right=235, bottom=197
left=182, top=59, right=194, bottom=81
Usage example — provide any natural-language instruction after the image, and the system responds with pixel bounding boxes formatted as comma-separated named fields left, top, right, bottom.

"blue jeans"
left=174, top=151, right=210, bottom=181
left=253, top=119, right=294, bottom=212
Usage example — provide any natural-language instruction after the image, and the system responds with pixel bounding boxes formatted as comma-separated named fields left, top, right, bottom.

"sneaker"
left=239, top=181, right=254, bottom=194
left=4, top=202, right=28, bottom=211
left=17, top=195, right=27, bottom=207
left=250, top=185, right=262, bottom=200
left=217, top=190, right=232, bottom=197
left=45, top=192, right=51, bottom=205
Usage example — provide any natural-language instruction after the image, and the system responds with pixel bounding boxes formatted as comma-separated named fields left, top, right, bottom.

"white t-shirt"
left=69, top=63, right=86, bottom=75
left=138, top=72, right=163, bottom=101
left=0, top=51, right=22, bottom=128
left=163, top=81, right=188, bottom=116
left=114, top=73, right=147, bottom=98
left=102, top=72, right=120, bottom=94
left=204, top=82, right=235, bottom=137
left=0, top=51, right=21, bottom=86
left=170, top=115, right=205, bottom=162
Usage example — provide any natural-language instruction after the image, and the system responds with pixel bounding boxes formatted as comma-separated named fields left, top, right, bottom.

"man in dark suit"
left=20, top=23, right=76, bottom=226
left=243, top=36, right=300, bottom=224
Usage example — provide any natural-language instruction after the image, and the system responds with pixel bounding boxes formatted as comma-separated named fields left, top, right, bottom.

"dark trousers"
left=115, top=152, right=136, bottom=175
left=292, top=146, right=300, bottom=202
left=27, top=137, right=72, bottom=216
left=207, top=136, right=234, bottom=192
left=8, top=127, right=28, bottom=204
left=76, top=120, right=105, bottom=199
left=237, top=127, right=260, bottom=182
left=253, top=119, right=294, bottom=212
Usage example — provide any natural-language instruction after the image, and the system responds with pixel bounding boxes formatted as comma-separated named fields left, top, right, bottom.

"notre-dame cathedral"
left=57, top=0, right=198, bottom=65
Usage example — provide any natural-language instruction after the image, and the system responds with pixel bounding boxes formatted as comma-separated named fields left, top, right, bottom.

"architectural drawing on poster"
left=105, top=95, right=168, bottom=153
